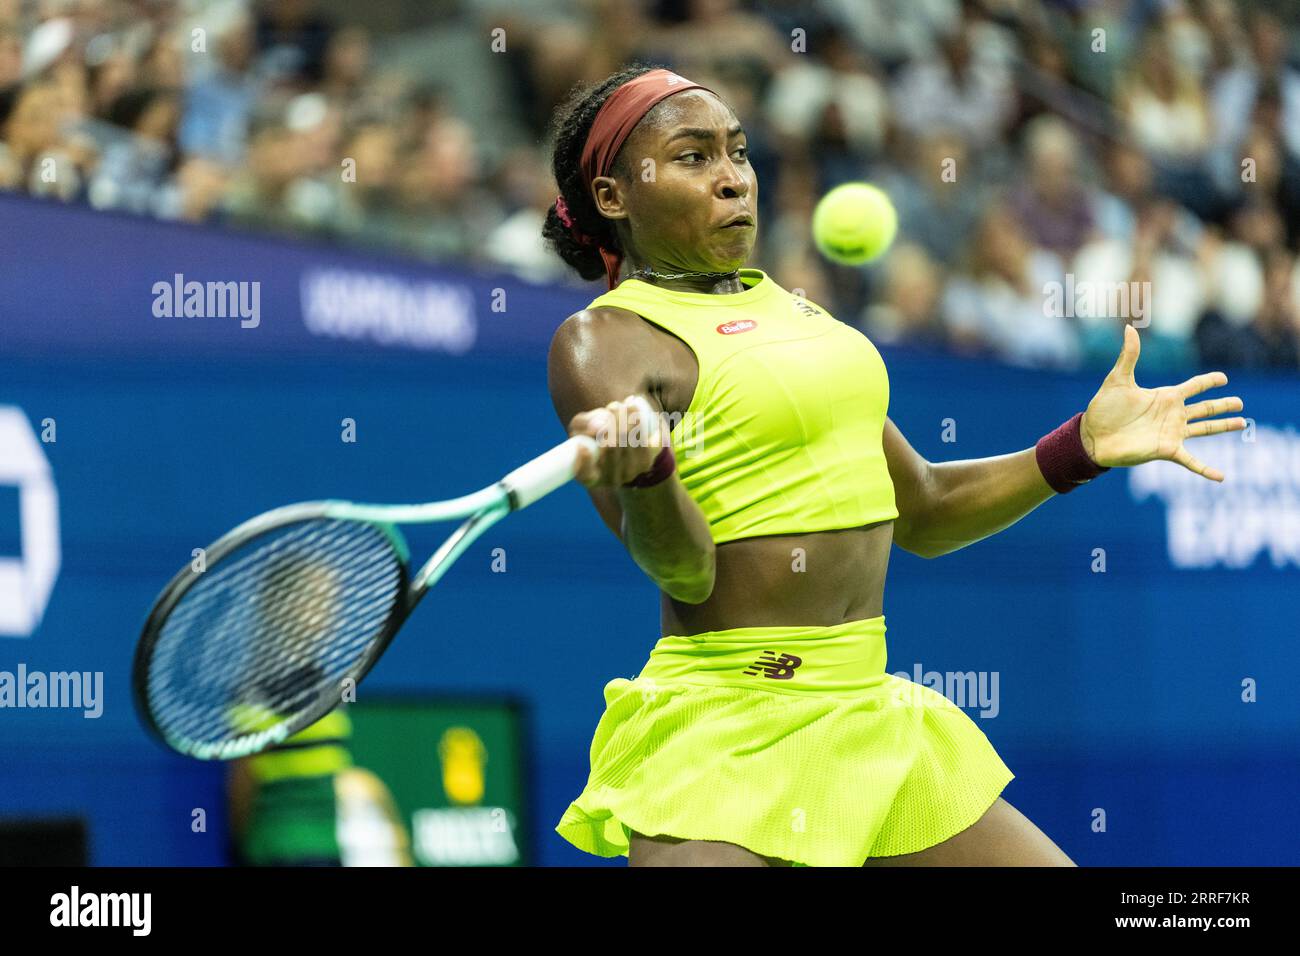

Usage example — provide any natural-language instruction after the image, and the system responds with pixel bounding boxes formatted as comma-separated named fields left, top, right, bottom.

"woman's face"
left=592, top=90, right=757, bottom=275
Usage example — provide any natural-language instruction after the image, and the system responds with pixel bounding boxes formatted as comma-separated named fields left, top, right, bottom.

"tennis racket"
left=132, top=430, right=602, bottom=761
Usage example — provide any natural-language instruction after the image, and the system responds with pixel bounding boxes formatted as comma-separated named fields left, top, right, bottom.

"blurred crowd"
left=2, top=0, right=1299, bottom=373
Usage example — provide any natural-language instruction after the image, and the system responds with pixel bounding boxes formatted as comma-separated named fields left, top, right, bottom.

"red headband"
left=556, top=68, right=718, bottom=289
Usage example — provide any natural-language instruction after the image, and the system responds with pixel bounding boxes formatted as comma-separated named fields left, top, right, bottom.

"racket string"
left=145, top=518, right=404, bottom=756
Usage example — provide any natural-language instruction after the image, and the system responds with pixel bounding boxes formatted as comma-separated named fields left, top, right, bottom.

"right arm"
left=547, top=310, right=716, bottom=604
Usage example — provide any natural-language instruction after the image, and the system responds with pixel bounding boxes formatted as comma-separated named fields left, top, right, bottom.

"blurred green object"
left=348, top=697, right=529, bottom=866
left=233, top=709, right=353, bottom=865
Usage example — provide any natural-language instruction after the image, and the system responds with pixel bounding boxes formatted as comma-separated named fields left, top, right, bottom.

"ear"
left=590, top=175, right=629, bottom=222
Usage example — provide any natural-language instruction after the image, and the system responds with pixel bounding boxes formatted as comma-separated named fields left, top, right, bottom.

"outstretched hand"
left=1080, top=325, right=1246, bottom=482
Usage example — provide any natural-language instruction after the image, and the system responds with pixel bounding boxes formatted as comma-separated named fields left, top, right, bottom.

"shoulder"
left=547, top=304, right=666, bottom=420
left=553, top=304, right=645, bottom=337
left=549, top=304, right=656, bottom=361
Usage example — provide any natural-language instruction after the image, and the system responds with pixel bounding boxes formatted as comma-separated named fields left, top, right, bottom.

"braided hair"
left=542, top=63, right=664, bottom=281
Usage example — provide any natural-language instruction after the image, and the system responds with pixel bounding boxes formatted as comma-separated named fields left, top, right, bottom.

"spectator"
left=254, top=0, right=335, bottom=86
left=1211, top=9, right=1300, bottom=162
left=88, top=85, right=181, bottom=213
left=85, top=42, right=138, bottom=117
left=319, top=25, right=370, bottom=103
left=1010, top=115, right=1097, bottom=263
left=1073, top=201, right=1201, bottom=375
left=180, top=11, right=259, bottom=166
left=763, top=27, right=890, bottom=170
left=822, top=0, right=961, bottom=72
left=890, top=16, right=1017, bottom=151
left=861, top=242, right=947, bottom=351
left=0, top=24, right=21, bottom=87
left=482, top=144, right=571, bottom=284
left=1236, top=248, right=1300, bottom=370
left=222, top=108, right=308, bottom=235
left=1199, top=246, right=1300, bottom=370
left=876, top=130, right=985, bottom=266
left=1118, top=28, right=1215, bottom=217
left=942, top=202, right=1078, bottom=370
left=1, top=80, right=80, bottom=198
left=386, top=114, right=504, bottom=263
left=0, top=0, right=1295, bottom=378
left=1122, top=28, right=1212, bottom=163
left=154, top=154, right=230, bottom=223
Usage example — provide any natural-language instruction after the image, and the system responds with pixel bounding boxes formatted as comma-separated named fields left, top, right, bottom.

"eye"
left=679, top=151, right=704, bottom=163
left=733, top=146, right=748, bottom=161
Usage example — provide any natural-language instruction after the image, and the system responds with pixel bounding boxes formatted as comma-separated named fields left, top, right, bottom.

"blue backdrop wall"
left=1, top=194, right=1296, bottom=865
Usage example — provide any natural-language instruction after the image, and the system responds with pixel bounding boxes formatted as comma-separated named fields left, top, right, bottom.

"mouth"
left=720, top=214, right=755, bottom=229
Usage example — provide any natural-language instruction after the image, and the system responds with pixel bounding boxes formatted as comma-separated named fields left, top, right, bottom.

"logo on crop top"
left=716, top=319, right=757, bottom=335
left=743, top=651, right=802, bottom=680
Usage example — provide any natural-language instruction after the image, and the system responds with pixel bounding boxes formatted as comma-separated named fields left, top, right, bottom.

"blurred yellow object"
left=226, top=701, right=282, bottom=733
left=438, top=726, right=487, bottom=805
left=246, top=708, right=353, bottom=784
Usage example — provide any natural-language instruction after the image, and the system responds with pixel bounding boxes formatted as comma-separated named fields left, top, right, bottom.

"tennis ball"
left=811, top=182, right=898, bottom=266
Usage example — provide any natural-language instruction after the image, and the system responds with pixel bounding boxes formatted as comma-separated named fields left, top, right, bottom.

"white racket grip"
left=500, top=434, right=599, bottom=510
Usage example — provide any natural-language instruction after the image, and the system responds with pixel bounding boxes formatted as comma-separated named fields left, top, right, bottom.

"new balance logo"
left=791, top=299, right=821, bottom=318
left=743, top=651, right=802, bottom=680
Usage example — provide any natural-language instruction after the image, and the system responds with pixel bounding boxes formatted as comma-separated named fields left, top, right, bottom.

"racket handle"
left=500, top=434, right=599, bottom=510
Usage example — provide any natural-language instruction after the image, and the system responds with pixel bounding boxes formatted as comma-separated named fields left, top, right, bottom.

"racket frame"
left=133, top=434, right=596, bottom=759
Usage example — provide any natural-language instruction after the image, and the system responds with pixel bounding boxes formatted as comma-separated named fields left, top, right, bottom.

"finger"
left=1110, top=323, right=1141, bottom=382
left=622, top=395, right=643, bottom=447
left=602, top=402, right=644, bottom=484
left=1184, top=395, right=1243, bottom=421
left=572, top=439, right=603, bottom=485
left=572, top=408, right=618, bottom=447
left=616, top=396, right=664, bottom=482
left=1177, top=370, right=1229, bottom=400
left=1185, top=416, right=1247, bottom=439
left=568, top=414, right=611, bottom=484
left=595, top=407, right=620, bottom=446
left=624, top=394, right=663, bottom=448
left=1172, top=445, right=1224, bottom=482
left=571, top=409, right=599, bottom=440
left=602, top=400, right=628, bottom=447
left=618, top=399, right=641, bottom=454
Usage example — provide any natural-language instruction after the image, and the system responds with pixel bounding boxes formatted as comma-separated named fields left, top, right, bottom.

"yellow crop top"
left=587, top=268, right=899, bottom=543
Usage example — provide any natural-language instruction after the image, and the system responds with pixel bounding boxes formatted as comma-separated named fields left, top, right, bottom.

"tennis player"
left=542, top=65, right=1246, bottom=867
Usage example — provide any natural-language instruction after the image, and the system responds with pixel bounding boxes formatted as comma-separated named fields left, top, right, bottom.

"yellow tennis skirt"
left=555, top=615, right=1014, bottom=867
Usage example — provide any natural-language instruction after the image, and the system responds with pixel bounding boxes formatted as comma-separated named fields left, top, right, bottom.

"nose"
left=715, top=154, right=749, bottom=200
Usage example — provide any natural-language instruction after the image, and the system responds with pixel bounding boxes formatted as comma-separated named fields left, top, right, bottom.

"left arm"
left=886, top=325, right=1246, bottom=559
left=884, top=419, right=1055, bottom=559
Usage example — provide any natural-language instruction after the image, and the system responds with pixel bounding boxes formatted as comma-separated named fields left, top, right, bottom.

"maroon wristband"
left=1035, top=411, right=1110, bottom=494
left=622, top=445, right=676, bottom=488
